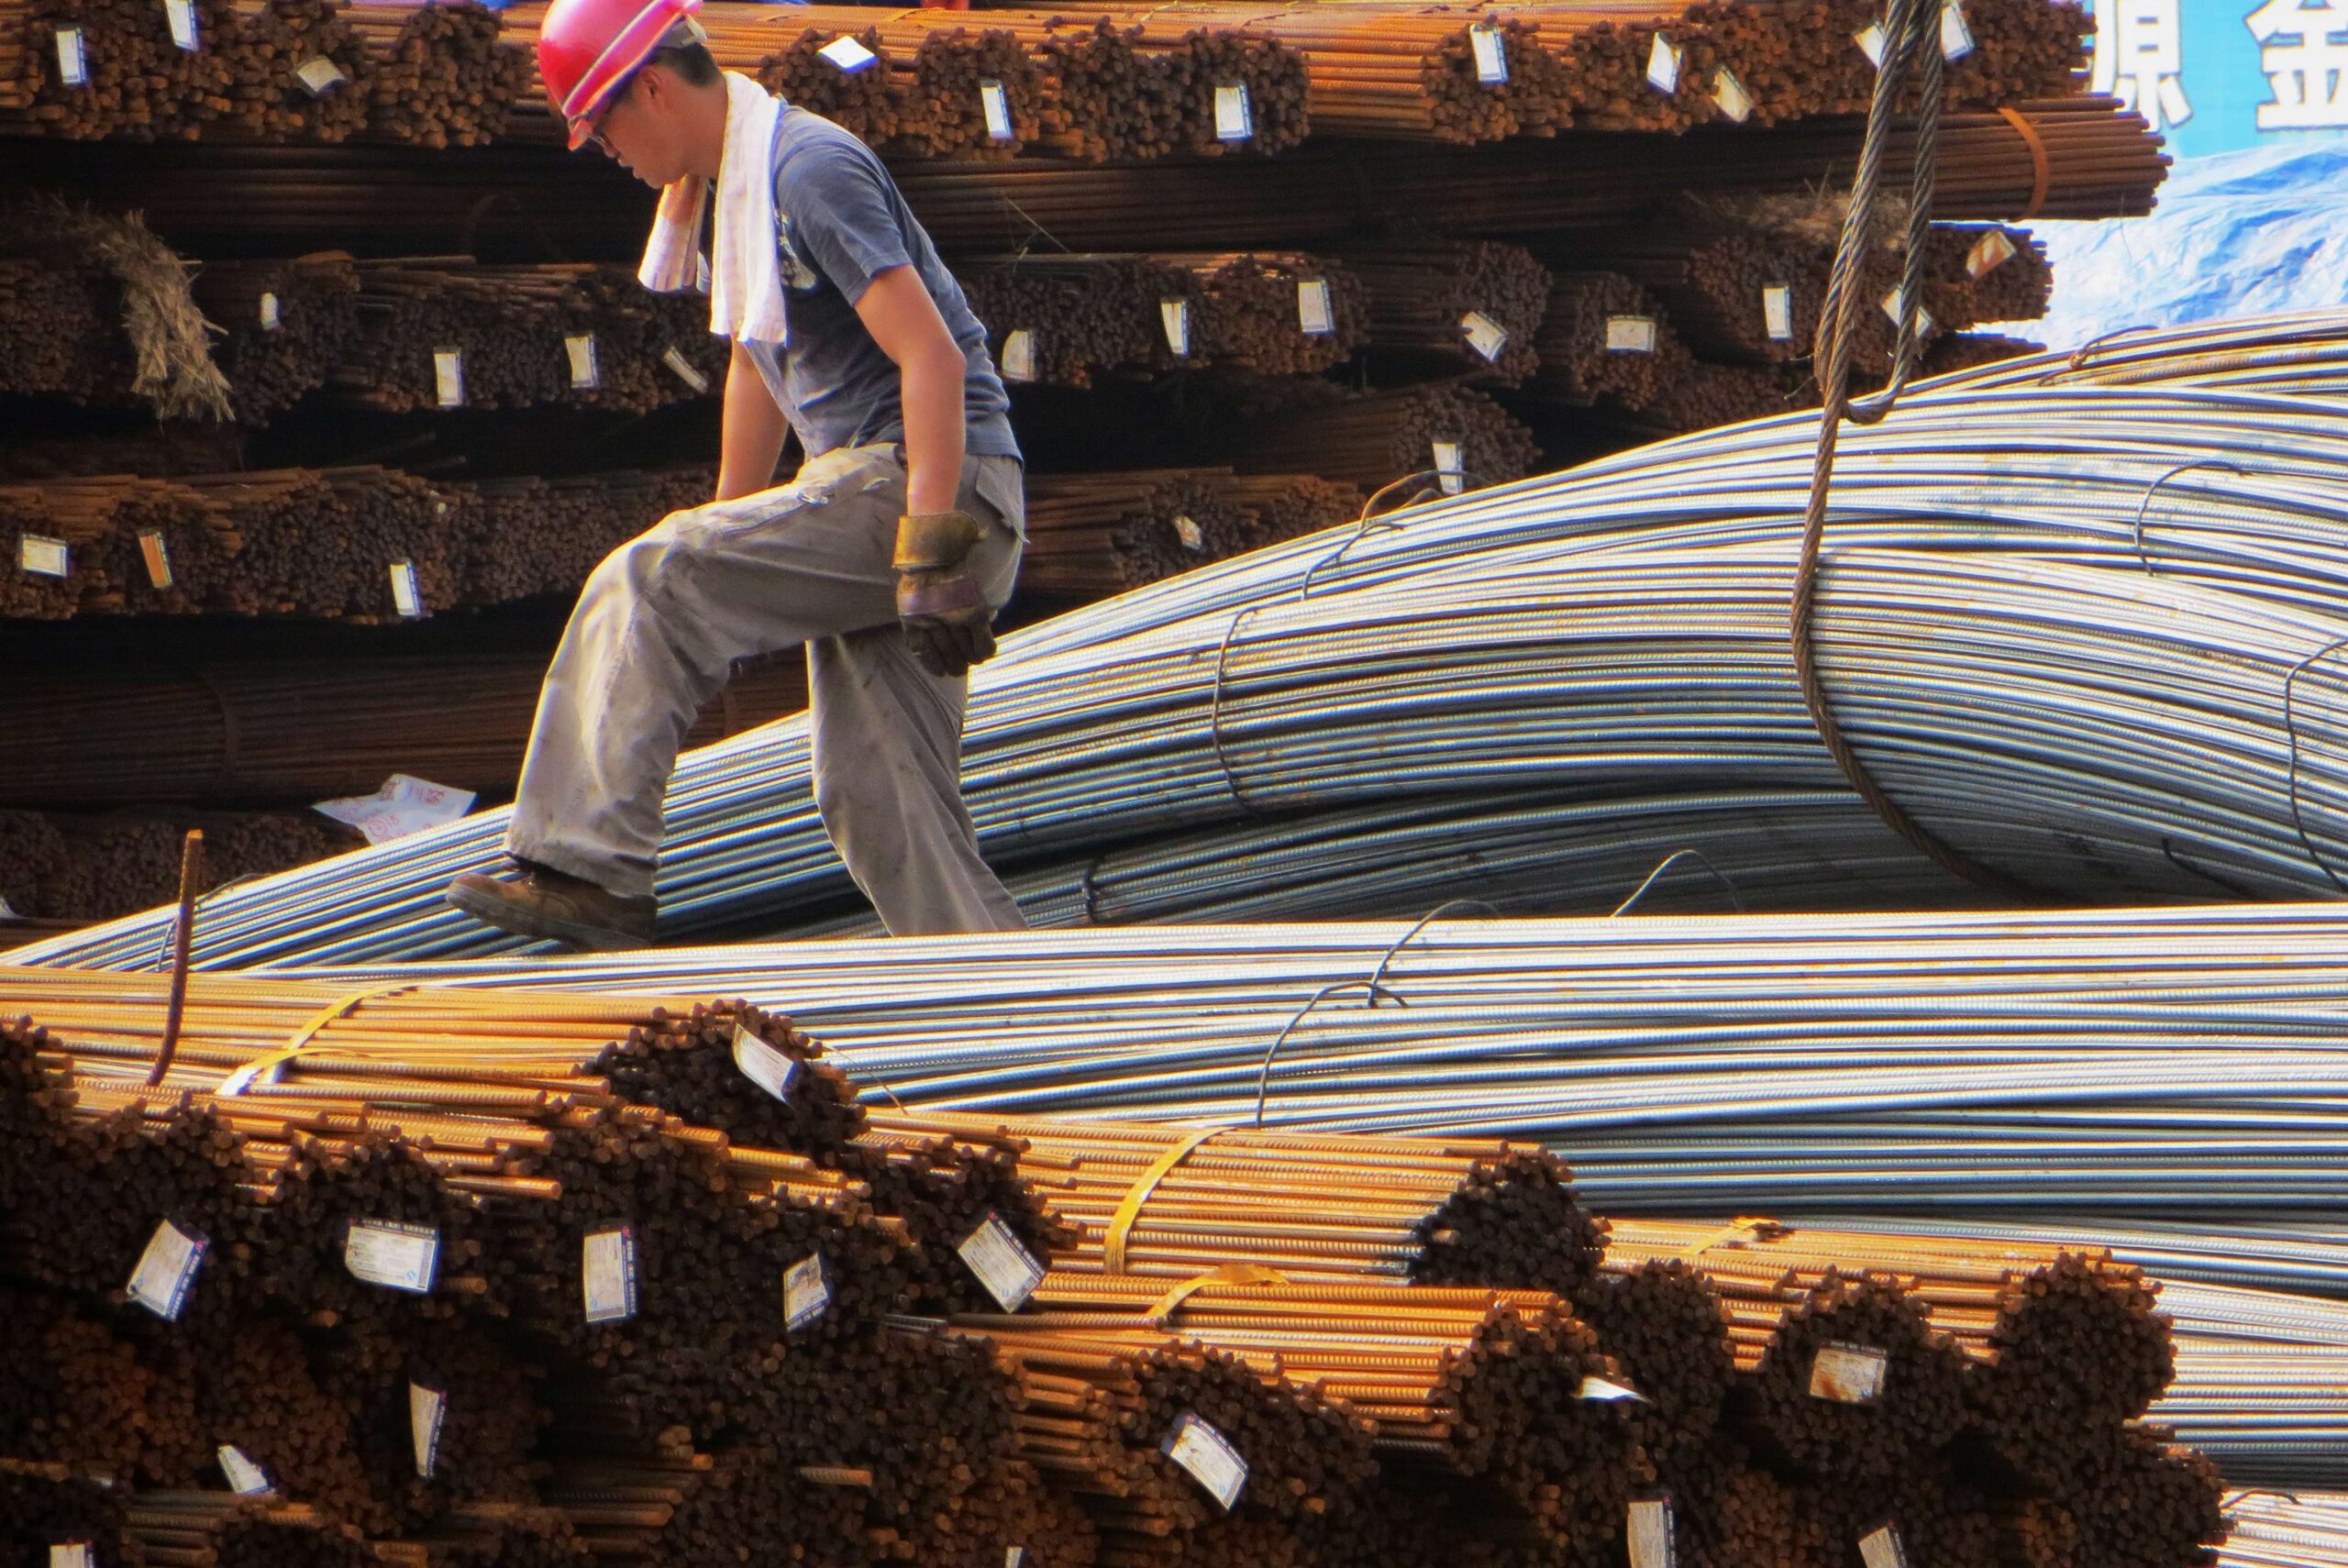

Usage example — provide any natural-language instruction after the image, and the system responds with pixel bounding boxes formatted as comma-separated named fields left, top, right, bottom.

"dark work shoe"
left=444, top=864, right=657, bottom=951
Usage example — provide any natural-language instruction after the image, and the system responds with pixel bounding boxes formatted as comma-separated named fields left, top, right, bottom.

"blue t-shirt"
left=745, top=106, right=1019, bottom=463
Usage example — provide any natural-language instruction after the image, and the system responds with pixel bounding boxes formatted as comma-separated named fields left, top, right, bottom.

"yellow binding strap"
left=1103, top=1125, right=1229, bottom=1275
left=1146, top=1263, right=1290, bottom=1328
left=217, top=983, right=416, bottom=1097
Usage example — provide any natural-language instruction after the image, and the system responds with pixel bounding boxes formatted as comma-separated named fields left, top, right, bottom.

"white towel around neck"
left=637, top=71, right=789, bottom=348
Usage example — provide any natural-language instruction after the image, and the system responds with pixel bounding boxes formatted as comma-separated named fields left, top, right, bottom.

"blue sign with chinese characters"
left=2088, top=0, right=2348, bottom=157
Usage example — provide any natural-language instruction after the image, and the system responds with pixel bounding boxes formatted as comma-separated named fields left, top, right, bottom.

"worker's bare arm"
left=714, top=340, right=792, bottom=502
left=853, top=263, right=968, bottom=518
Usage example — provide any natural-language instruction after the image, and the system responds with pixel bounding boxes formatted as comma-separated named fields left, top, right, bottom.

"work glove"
left=893, top=508, right=999, bottom=679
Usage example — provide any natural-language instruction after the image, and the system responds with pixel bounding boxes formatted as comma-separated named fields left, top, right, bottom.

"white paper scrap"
left=314, top=774, right=477, bottom=847
left=819, top=35, right=877, bottom=72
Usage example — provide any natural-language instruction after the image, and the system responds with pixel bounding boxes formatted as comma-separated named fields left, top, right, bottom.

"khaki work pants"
left=505, top=443, right=1028, bottom=936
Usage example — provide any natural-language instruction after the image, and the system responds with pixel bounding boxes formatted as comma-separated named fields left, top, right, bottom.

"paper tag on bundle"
left=582, top=1224, right=639, bottom=1324
left=1005, top=1551, right=1025, bottom=1568
left=1461, top=311, right=1509, bottom=363
left=1159, top=299, right=1191, bottom=358
left=54, top=27, right=88, bottom=86
left=958, top=1212, right=1045, bottom=1310
left=566, top=332, right=601, bottom=390
left=1861, top=1525, right=1909, bottom=1568
left=1213, top=83, right=1252, bottom=141
left=1173, top=515, right=1205, bottom=554
left=1854, top=22, right=1886, bottom=67
left=980, top=78, right=1014, bottom=142
left=164, top=0, right=199, bottom=52
left=1810, top=1341, right=1889, bottom=1403
left=410, top=1383, right=446, bottom=1478
left=258, top=290, right=282, bottom=331
left=50, top=1543, right=94, bottom=1568
left=785, top=1252, right=832, bottom=1331
left=1941, top=0, right=1974, bottom=60
left=663, top=344, right=711, bottom=392
left=18, top=536, right=69, bottom=579
left=314, top=774, right=476, bottom=846
left=136, top=531, right=174, bottom=590
left=389, top=559, right=424, bottom=619
left=346, top=1219, right=441, bottom=1295
left=295, top=54, right=347, bottom=94
left=1878, top=287, right=1933, bottom=337
left=127, top=1220, right=207, bottom=1320
left=1001, top=328, right=1037, bottom=382
left=1578, top=1375, right=1648, bottom=1402
left=1645, top=34, right=1680, bottom=94
left=1711, top=69, right=1752, bottom=123
left=819, top=35, right=877, bottom=72
left=1431, top=440, right=1464, bottom=495
left=1162, top=1413, right=1247, bottom=1509
left=733, top=1021, right=802, bottom=1102
left=218, top=1445, right=272, bottom=1496
left=1296, top=277, right=1334, bottom=336
left=432, top=348, right=465, bottom=408
left=1763, top=283, right=1793, bottom=340
left=1605, top=315, right=1656, bottom=354
left=1628, top=1498, right=1676, bottom=1568
left=1966, top=228, right=2016, bottom=278
left=1468, top=22, right=1508, bottom=84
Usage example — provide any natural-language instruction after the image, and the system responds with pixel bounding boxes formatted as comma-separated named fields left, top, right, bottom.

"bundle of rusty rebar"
left=1227, top=382, right=1542, bottom=497
left=0, top=806, right=358, bottom=923
left=450, top=464, right=711, bottom=606
left=333, top=259, right=722, bottom=415
left=0, top=250, right=138, bottom=403
left=1017, top=468, right=1361, bottom=599
left=189, top=253, right=360, bottom=425
left=1332, top=240, right=1551, bottom=384
left=1529, top=269, right=1684, bottom=411
left=0, top=650, right=806, bottom=808
left=327, top=0, right=531, bottom=150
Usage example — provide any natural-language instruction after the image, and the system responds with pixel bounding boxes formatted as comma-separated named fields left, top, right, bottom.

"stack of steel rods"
left=0, top=251, right=139, bottom=405
left=1017, top=468, right=1360, bottom=600
left=189, top=253, right=361, bottom=425
left=0, top=650, right=804, bottom=809
left=1227, top=381, right=1541, bottom=494
left=2220, top=1494, right=2348, bottom=1568
left=450, top=464, right=711, bottom=607
left=1334, top=240, right=1552, bottom=384
left=1530, top=269, right=1685, bottom=410
left=0, top=805, right=359, bottom=923
left=338, top=0, right=530, bottom=149
left=333, top=259, right=723, bottom=416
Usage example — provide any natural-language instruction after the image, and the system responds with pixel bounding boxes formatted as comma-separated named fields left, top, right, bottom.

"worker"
left=445, top=0, right=1028, bottom=950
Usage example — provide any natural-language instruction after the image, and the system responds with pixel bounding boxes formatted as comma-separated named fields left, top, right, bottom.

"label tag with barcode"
left=410, top=1383, right=446, bottom=1478
left=295, top=54, right=346, bottom=94
left=218, top=1445, right=272, bottom=1496
left=1162, top=1413, right=1247, bottom=1509
left=1005, top=1551, right=1025, bottom=1568
left=259, top=291, right=282, bottom=331
left=164, top=0, right=198, bottom=52
left=1213, top=83, right=1252, bottom=141
left=1432, top=440, right=1464, bottom=495
left=1605, top=315, right=1656, bottom=353
left=1879, top=287, right=1934, bottom=337
left=785, top=1252, right=832, bottom=1331
left=734, top=1021, right=802, bottom=1102
left=1854, top=22, right=1886, bottom=67
left=1861, top=1525, right=1909, bottom=1568
left=1711, top=69, right=1752, bottom=123
left=127, top=1220, right=207, bottom=1320
left=1461, top=311, right=1509, bottom=363
left=1297, top=278, right=1334, bottom=336
left=55, top=27, right=88, bottom=85
left=1578, top=1375, right=1649, bottom=1402
left=1629, top=1497, right=1677, bottom=1568
left=1173, top=515, right=1205, bottom=554
left=1764, top=283, right=1793, bottom=340
left=1160, top=299, right=1191, bottom=358
left=980, top=78, right=1013, bottom=141
left=663, top=345, right=710, bottom=392
left=1941, top=0, right=1975, bottom=59
left=389, top=560, right=423, bottom=620
left=819, top=35, right=877, bottom=72
left=1811, top=1341, right=1890, bottom=1403
left=565, top=333, right=600, bottom=390
left=1468, top=22, right=1507, bottom=84
left=346, top=1219, right=440, bottom=1294
left=1001, top=327, right=1036, bottom=382
left=432, top=348, right=464, bottom=408
left=958, top=1212, right=1045, bottom=1310
left=583, top=1224, right=639, bottom=1323
left=19, top=536, right=70, bottom=579
left=50, top=1543, right=94, bottom=1568
left=138, top=531, right=173, bottom=589
left=1645, top=34, right=1680, bottom=94
left=1966, top=228, right=2016, bottom=278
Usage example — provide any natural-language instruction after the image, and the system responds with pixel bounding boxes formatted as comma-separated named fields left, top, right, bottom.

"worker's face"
left=588, top=67, right=691, bottom=188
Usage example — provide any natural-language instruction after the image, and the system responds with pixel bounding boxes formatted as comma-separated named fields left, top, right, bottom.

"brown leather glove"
left=893, top=508, right=1000, bottom=679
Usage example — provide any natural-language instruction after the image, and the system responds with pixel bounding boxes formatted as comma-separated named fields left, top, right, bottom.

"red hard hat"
left=537, top=0, right=704, bottom=149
